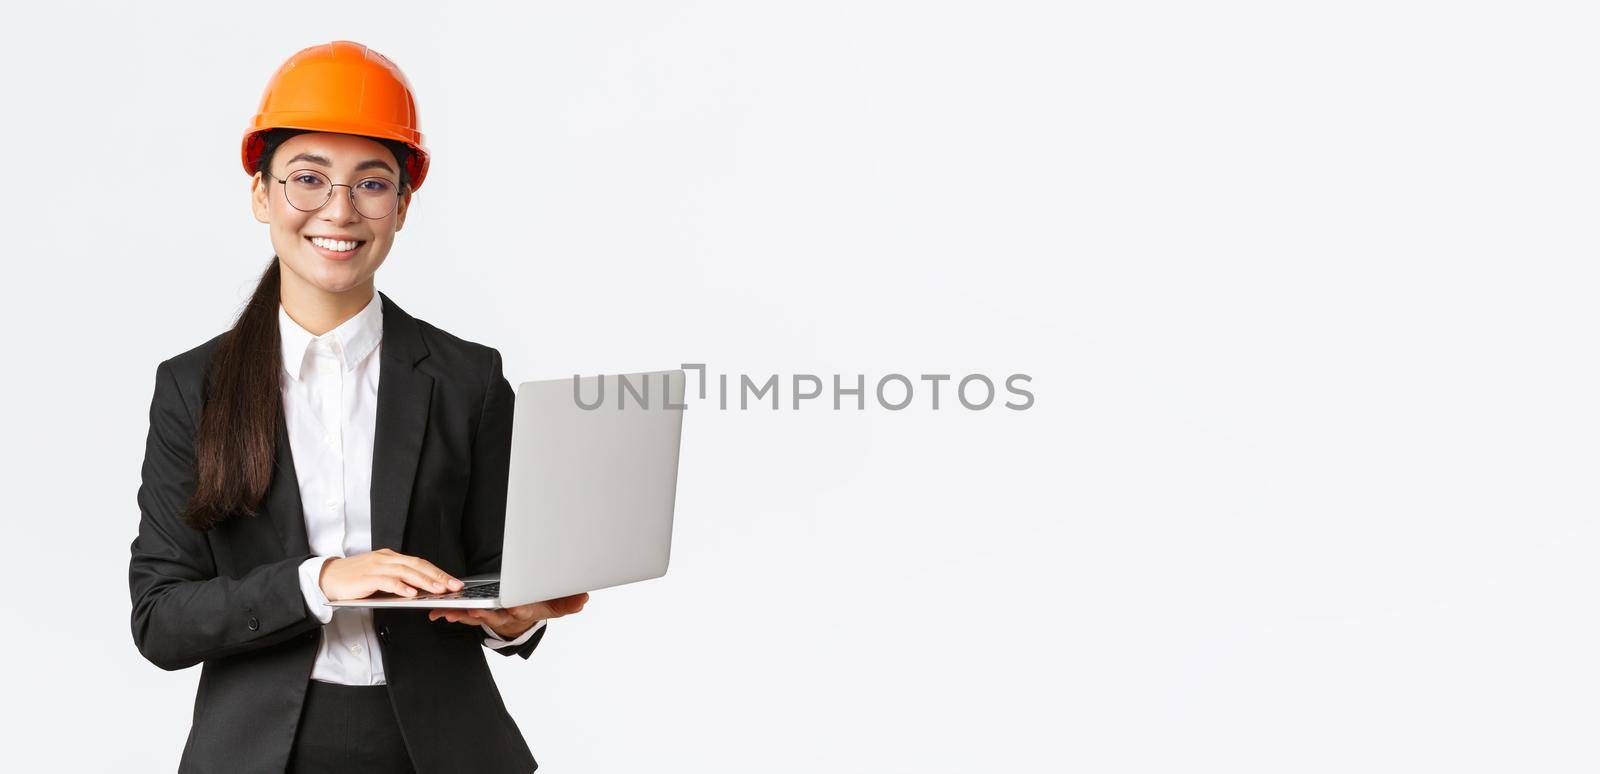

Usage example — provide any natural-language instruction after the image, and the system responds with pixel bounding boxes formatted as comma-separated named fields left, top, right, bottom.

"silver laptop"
left=330, top=369, right=686, bottom=609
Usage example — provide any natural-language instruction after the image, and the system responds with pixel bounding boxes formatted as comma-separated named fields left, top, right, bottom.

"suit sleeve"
left=461, top=347, right=550, bottom=660
left=482, top=618, right=547, bottom=650
left=128, top=360, right=322, bottom=671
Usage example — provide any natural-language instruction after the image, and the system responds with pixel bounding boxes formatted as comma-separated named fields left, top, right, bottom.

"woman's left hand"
left=429, top=592, right=590, bottom=639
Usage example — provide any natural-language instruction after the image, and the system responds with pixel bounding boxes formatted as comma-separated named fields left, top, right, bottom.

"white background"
left=3, top=1, right=1597, bottom=772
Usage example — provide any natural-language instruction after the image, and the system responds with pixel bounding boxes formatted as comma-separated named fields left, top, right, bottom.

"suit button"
left=378, top=625, right=390, bottom=640
left=247, top=617, right=260, bottom=631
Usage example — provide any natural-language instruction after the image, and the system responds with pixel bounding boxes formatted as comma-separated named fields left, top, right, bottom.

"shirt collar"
left=278, top=290, right=384, bottom=382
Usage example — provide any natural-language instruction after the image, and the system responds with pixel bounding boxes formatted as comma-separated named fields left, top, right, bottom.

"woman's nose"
left=319, top=186, right=361, bottom=222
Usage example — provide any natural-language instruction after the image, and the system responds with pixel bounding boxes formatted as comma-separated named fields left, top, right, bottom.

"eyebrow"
left=283, top=152, right=397, bottom=175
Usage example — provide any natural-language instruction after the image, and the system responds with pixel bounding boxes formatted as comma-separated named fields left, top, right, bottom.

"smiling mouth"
left=306, top=236, right=366, bottom=254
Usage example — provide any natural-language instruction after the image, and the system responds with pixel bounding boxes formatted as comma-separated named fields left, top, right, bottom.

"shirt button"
left=323, top=432, right=338, bottom=448
left=350, top=642, right=364, bottom=654
left=325, top=498, right=339, bottom=510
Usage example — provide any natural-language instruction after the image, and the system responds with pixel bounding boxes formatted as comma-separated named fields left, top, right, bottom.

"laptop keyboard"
left=459, top=582, right=499, bottom=599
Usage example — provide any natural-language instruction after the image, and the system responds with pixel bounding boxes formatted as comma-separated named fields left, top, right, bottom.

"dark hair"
left=178, top=128, right=412, bottom=531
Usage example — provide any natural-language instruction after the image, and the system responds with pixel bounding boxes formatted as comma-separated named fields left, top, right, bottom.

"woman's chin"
left=284, top=261, right=368, bottom=295
left=316, top=274, right=369, bottom=295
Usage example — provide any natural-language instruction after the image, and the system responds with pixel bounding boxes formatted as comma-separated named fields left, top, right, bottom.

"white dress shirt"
left=280, top=289, right=544, bottom=685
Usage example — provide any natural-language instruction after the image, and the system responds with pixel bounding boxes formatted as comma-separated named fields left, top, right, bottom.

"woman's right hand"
left=318, top=548, right=465, bottom=601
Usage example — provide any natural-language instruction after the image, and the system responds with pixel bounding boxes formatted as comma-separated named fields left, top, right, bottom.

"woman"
left=127, top=41, right=587, bottom=773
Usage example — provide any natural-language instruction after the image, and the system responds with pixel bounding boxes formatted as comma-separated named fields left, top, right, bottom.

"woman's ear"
left=393, top=189, right=411, bottom=233
left=250, top=173, right=271, bottom=224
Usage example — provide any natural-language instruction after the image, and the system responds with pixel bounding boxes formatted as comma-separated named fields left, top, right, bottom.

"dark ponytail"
left=179, top=257, right=283, bottom=530
left=180, top=128, right=412, bottom=531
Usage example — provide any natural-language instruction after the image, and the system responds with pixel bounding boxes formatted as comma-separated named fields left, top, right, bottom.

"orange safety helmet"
left=241, top=41, right=430, bottom=191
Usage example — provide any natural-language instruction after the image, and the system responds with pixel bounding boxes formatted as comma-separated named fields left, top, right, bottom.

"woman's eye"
left=292, top=174, right=325, bottom=186
left=358, top=179, right=394, bottom=194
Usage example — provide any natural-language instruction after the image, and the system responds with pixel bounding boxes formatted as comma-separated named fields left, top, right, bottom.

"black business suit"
left=129, top=291, right=545, bottom=773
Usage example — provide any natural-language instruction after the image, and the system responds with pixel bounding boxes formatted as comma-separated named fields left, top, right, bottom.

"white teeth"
left=310, top=237, right=359, bottom=252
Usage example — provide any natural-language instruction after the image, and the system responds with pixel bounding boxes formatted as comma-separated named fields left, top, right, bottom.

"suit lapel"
left=266, top=407, right=311, bottom=557
left=370, top=291, right=433, bottom=553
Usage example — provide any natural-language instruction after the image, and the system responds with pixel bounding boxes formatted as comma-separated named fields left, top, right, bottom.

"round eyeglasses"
left=265, top=168, right=402, bottom=220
